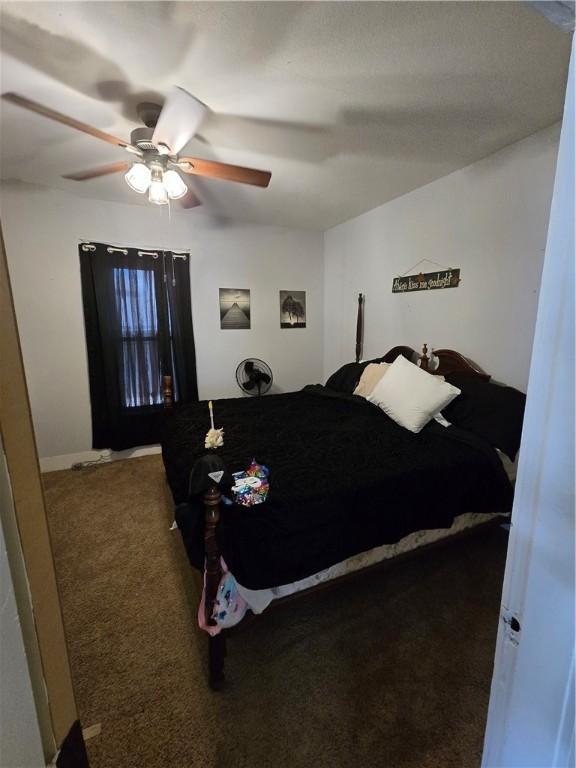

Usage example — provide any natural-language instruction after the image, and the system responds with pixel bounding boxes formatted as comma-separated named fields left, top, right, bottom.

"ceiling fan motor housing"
left=130, top=126, right=157, bottom=152
left=136, top=101, right=163, bottom=129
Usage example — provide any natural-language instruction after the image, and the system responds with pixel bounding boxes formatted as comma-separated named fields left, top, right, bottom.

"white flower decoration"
left=205, top=427, right=224, bottom=449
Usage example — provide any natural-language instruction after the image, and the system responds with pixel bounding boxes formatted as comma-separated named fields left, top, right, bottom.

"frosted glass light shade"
left=124, top=163, right=151, bottom=193
left=163, top=169, right=188, bottom=200
left=148, top=180, right=168, bottom=205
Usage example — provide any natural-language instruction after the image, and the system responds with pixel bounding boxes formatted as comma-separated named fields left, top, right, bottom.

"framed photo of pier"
left=219, top=288, right=251, bottom=329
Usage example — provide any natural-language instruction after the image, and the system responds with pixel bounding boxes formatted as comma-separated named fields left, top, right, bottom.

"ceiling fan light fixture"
left=124, top=162, right=151, bottom=193
left=163, top=169, right=188, bottom=200
left=148, top=179, right=169, bottom=205
left=7, top=90, right=271, bottom=208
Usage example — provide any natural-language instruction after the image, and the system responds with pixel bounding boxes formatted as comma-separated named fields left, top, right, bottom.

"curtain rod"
left=79, top=239, right=190, bottom=258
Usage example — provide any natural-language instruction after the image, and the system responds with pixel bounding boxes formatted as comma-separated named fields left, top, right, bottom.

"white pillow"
left=367, top=354, right=460, bottom=433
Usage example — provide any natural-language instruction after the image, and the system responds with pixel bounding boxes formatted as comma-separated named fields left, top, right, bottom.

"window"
left=114, top=266, right=162, bottom=408
left=80, top=243, right=198, bottom=450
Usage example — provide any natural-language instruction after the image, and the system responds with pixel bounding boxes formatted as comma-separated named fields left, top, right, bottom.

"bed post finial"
left=420, top=344, right=429, bottom=372
left=355, top=293, right=364, bottom=363
left=163, top=375, right=173, bottom=407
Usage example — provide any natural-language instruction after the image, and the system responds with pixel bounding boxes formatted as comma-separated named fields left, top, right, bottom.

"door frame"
left=0, top=220, right=79, bottom=762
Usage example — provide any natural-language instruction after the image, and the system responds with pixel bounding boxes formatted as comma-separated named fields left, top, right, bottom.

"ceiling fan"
left=2, top=87, right=272, bottom=207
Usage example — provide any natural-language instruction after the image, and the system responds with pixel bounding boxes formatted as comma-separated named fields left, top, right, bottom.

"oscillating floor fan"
left=236, top=359, right=273, bottom=396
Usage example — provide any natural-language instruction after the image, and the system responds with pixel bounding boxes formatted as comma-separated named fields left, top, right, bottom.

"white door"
left=482, top=40, right=575, bottom=768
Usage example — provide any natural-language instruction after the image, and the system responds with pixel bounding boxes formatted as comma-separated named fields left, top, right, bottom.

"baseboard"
left=40, top=445, right=161, bottom=473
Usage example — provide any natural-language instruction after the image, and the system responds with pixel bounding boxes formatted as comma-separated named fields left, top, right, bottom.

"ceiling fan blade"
left=178, top=188, right=202, bottom=209
left=152, top=87, right=208, bottom=155
left=2, top=93, right=139, bottom=153
left=178, top=157, right=271, bottom=188
left=62, top=161, right=130, bottom=181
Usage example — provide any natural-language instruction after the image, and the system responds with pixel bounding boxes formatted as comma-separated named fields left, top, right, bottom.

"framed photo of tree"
left=280, top=290, right=306, bottom=329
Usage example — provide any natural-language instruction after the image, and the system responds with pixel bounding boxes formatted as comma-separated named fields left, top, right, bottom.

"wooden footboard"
left=162, top=380, right=227, bottom=687
left=203, top=484, right=226, bottom=689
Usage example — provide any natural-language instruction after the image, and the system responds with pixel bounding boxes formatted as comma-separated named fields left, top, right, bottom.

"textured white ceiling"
left=0, top=1, right=571, bottom=230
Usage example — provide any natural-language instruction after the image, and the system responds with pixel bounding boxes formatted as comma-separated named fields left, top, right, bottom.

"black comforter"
left=162, top=386, right=513, bottom=590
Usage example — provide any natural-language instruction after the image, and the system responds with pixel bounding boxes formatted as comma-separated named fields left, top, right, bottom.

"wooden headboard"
left=382, top=344, right=490, bottom=381
left=353, top=298, right=488, bottom=381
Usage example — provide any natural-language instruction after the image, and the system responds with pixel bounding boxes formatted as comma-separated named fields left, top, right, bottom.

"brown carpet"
left=43, top=455, right=507, bottom=768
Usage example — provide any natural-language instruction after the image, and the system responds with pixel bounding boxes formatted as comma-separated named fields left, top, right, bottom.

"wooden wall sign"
left=392, top=268, right=460, bottom=293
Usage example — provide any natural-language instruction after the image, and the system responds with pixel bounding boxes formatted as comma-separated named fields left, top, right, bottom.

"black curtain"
left=80, top=242, right=198, bottom=450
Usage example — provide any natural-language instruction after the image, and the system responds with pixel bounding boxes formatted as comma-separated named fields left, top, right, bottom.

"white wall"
left=0, top=184, right=323, bottom=463
left=323, top=125, right=560, bottom=391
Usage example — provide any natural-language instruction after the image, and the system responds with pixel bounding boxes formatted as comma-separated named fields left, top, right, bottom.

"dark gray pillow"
left=443, top=373, right=526, bottom=461
left=325, top=362, right=366, bottom=394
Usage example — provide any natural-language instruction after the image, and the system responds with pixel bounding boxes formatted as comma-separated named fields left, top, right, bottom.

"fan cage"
left=235, top=358, right=273, bottom=396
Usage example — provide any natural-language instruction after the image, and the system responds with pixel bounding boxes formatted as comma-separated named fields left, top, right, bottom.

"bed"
left=161, top=343, right=523, bottom=688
